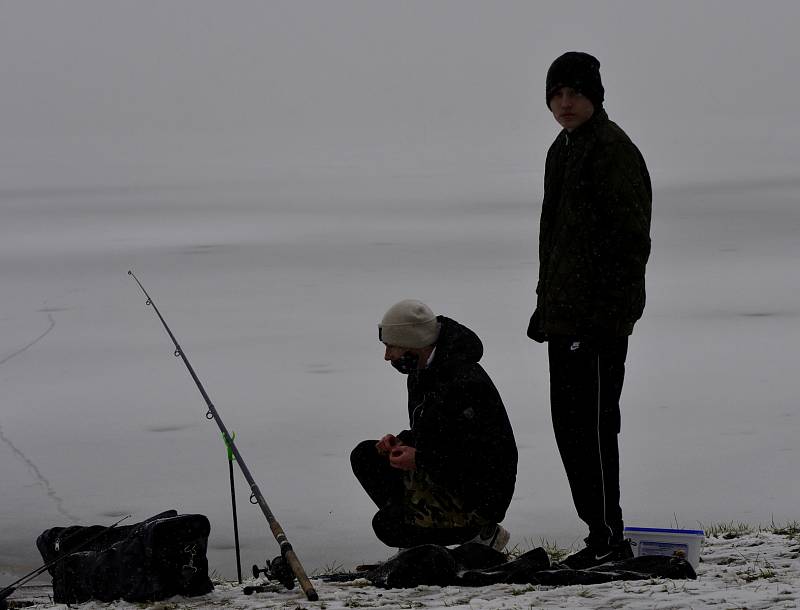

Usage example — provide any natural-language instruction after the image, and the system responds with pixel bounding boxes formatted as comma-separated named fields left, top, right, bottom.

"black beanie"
left=546, top=52, right=604, bottom=109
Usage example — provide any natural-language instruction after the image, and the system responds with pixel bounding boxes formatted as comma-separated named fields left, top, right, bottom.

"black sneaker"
left=560, top=539, right=633, bottom=569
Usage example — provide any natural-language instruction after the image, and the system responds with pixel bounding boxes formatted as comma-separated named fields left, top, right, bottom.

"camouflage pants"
left=403, top=471, right=488, bottom=529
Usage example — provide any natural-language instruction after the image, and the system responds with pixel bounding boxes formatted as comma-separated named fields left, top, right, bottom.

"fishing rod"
left=128, top=270, right=318, bottom=602
left=0, top=514, right=131, bottom=610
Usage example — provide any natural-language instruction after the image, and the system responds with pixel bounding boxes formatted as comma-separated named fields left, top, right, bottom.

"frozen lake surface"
left=1, top=171, right=799, bottom=580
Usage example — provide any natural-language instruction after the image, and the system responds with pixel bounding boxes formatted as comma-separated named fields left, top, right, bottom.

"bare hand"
left=389, top=445, right=416, bottom=471
left=376, top=434, right=401, bottom=455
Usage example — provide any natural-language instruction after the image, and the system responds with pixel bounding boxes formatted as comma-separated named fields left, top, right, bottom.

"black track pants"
left=350, top=440, right=481, bottom=548
left=548, top=336, right=628, bottom=549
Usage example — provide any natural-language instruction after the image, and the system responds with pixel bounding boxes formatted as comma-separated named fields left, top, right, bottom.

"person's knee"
left=372, top=507, right=404, bottom=548
left=350, top=439, right=379, bottom=474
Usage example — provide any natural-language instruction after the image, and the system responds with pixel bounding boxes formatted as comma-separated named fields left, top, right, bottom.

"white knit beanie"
left=378, top=299, right=440, bottom=348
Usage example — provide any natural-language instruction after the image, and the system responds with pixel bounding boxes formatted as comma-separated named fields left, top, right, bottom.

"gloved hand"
left=526, top=309, right=547, bottom=343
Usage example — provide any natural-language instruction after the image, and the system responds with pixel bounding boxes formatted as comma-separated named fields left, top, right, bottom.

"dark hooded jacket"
left=396, top=316, right=517, bottom=523
left=529, top=109, right=652, bottom=339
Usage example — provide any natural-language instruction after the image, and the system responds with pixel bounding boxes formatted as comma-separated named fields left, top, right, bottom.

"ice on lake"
left=1, top=170, right=799, bottom=579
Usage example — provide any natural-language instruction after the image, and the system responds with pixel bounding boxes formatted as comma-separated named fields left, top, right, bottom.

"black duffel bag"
left=36, top=510, right=214, bottom=603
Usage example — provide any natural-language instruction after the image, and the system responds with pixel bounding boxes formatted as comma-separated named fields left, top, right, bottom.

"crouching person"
left=351, top=299, right=518, bottom=552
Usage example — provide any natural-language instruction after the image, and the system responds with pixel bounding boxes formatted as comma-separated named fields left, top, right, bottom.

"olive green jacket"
left=529, top=109, right=652, bottom=339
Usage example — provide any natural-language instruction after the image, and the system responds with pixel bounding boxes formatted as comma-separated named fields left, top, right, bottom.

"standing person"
left=352, top=299, right=518, bottom=552
left=527, top=52, right=652, bottom=568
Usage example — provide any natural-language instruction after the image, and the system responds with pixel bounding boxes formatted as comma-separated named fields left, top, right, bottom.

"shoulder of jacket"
left=594, top=118, right=633, bottom=145
left=589, top=124, right=644, bottom=169
left=431, top=361, right=482, bottom=386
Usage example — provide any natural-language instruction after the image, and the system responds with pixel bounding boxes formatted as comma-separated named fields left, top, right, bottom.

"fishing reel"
left=250, top=555, right=295, bottom=591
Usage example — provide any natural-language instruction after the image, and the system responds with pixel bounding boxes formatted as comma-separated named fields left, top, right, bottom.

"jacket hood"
left=429, top=316, right=483, bottom=368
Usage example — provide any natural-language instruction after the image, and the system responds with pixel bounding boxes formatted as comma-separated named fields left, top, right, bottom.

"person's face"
left=549, top=86, right=594, bottom=131
left=384, top=344, right=410, bottom=362
left=383, top=344, right=423, bottom=374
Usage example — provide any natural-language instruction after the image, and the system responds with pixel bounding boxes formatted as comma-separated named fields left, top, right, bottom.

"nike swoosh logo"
left=594, top=550, right=615, bottom=561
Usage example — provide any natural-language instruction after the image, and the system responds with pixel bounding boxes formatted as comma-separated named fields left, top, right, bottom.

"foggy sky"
left=2, top=0, right=799, bottom=191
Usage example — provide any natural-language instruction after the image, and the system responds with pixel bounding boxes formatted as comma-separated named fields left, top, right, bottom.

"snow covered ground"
left=9, top=529, right=800, bottom=609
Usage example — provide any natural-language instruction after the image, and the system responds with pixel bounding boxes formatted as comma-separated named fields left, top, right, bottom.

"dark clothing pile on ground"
left=321, top=542, right=696, bottom=589
left=352, top=316, right=517, bottom=548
